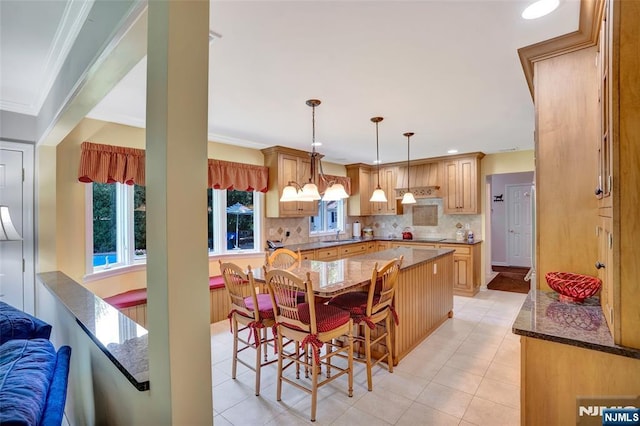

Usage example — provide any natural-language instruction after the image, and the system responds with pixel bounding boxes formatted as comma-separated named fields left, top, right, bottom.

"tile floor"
left=211, top=289, right=527, bottom=425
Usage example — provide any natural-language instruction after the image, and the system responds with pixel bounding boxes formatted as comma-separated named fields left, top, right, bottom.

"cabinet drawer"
left=300, top=250, right=315, bottom=260
left=316, top=247, right=338, bottom=260
left=340, top=243, right=367, bottom=257
left=439, top=244, right=471, bottom=255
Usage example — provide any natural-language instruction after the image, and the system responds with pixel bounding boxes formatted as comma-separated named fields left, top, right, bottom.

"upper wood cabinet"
left=597, top=0, right=613, bottom=209
left=261, top=146, right=318, bottom=218
left=442, top=154, right=484, bottom=214
left=371, top=166, right=402, bottom=215
left=345, top=164, right=373, bottom=216
left=346, top=164, right=402, bottom=216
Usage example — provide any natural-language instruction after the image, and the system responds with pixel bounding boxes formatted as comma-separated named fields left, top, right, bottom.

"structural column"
left=146, top=0, right=212, bottom=424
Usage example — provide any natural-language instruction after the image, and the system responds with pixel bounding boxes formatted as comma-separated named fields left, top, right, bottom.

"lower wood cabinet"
left=439, top=244, right=481, bottom=297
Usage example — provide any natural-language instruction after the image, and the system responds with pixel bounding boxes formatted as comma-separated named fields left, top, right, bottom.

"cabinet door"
left=457, top=158, right=477, bottom=213
left=280, top=154, right=304, bottom=216
left=597, top=217, right=615, bottom=333
left=453, top=255, right=470, bottom=292
left=597, top=1, right=613, bottom=209
left=279, top=154, right=317, bottom=217
left=382, top=167, right=398, bottom=214
left=443, top=158, right=478, bottom=214
left=443, top=160, right=460, bottom=213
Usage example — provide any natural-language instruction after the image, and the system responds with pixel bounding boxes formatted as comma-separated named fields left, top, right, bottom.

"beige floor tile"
left=288, top=392, right=354, bottom=425
left=213, top=413, right=234, bottom=426
left=444, top=352, right=492, bottom=377
left=475, top=377, right=520, bottom=409
left=333, top=406, right=393, bottom=426
left=353, top=389, right=413, bottom=424
left=415, top=382, right=473, bottom=418
left=455, top=340, right=500, bottom=361
left=462, top=396, right=520, bottom=426
left=218, top=393, right=285, bottom=425
left=432, top=365, right=483, bottom=395
left=375, top=369, right=430, bottom=400
left=396, top=402, right=461, bottom=426
left=484, top=360, right=520, bottom=386
left=265, top=411, right=314, bottom=425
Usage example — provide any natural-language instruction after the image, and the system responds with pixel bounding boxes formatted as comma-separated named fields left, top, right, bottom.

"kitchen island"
left=255, top=246, right=455, bottom=364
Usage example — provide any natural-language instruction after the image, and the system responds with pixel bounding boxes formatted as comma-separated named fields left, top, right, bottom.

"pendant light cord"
left=376, top=121, right=381, bottom=188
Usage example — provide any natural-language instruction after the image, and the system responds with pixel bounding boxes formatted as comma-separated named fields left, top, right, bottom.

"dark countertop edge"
left=75, top=319, right=150, bottom=391
left=513, top=327, right=640, bottom=360
left=512, top=291, right=640, bottom=360
left=38, top=272, right=150, bottom=391
left=283, top=237, right=482, bottom=252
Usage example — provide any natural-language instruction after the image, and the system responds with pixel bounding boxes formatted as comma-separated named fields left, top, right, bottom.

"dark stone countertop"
left=281, top=237, right=482, bottom=252
left=512, top=290, right=640, bottom=359
left=38, top=271, right=150, bottom=390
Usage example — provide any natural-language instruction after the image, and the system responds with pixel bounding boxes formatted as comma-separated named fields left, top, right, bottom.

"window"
left=90, top=182, right=146, bottom=272
left=88, top=185, right=261, bottom=275
left=208, top=189, right=261, bottom=253
left=309, top=200, right=345, bottom=235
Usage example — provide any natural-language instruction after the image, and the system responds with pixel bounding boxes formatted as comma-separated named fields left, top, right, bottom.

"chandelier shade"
left=369, top=116, right=387, bottom=203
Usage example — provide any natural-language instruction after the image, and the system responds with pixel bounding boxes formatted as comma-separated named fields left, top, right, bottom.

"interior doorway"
left=0, top=141, right=34, bottom=313
left=489, top=171, right=534, bottom=268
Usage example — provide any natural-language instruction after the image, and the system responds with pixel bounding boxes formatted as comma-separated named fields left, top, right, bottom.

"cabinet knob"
left=595, top=261, right=606, bottom=269
left=595, top=187, right=603, bottom=196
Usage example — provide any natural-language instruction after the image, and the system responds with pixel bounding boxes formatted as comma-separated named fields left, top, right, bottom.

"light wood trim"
left=521, top=336, right=640, bottom=425
left=119, top=305, right=148, bottom=329
left=616, top=0, right=640, bottom=348
left=316, top=247, right=338, bottom=260
left=518, top=0, right=605, bottom=99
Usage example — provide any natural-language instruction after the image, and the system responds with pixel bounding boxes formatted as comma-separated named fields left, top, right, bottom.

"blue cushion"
left=0, top=301, right=52, bottom=344
left=40, top=345, right=72, bottom=426
left=0, top=338, right=57, bottom=425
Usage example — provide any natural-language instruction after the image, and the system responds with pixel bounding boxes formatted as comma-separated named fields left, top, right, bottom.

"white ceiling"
left=1, top=1, right=580, bottom=164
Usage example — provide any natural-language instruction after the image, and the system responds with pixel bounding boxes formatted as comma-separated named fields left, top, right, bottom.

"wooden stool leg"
left=255, top=328, right=262, bottom=396
left=231, top=317, right=238, bottom=379
left=276, top=331, right=283, bottom=401
left=364, top=324, right=373, bottom=391
left=385, top=314, right=394, bottom=373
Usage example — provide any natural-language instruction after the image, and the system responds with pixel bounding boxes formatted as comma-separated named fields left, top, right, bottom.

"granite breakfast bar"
left=255, top=246, right=455, bottom=365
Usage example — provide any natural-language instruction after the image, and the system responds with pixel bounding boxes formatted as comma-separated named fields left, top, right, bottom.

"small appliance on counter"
left=402, top=227, right=413, bottom=240
left=363, top=227, right=374, bottom=238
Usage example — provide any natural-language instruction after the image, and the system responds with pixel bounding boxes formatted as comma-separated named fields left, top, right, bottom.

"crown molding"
left=518, top=0, right=605, bottom=100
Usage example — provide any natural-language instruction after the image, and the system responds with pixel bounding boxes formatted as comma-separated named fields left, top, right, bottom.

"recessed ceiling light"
left=447, top=149, right=458, bottom=154
left=522, top=0, right=560, bottom=19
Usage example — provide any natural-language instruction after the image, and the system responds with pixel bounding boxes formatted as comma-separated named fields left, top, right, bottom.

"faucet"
left=336, top=229, right=340, bottom=240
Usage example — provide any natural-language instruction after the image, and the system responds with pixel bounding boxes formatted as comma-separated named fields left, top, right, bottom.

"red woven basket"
left=545, top=272, right=602, bottom=303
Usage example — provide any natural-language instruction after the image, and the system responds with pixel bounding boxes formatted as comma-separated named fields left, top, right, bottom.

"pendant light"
left=401, top=132, right=417, bottom=204
left=369, top=117, right=387, bottom=203
left=280, top=99, right=348, bottom=202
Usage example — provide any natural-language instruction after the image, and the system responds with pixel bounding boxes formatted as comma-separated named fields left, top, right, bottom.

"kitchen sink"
left=320, top=239, right=359, bottom=243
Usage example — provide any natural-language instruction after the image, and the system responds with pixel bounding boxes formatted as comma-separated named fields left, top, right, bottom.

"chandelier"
left=280, top=99, right=349, bottom=202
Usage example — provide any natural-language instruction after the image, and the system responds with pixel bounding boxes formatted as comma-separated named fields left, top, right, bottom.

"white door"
left=506, top=184, right=532, bottom=268
left=0, top=148, right=25, bottom=309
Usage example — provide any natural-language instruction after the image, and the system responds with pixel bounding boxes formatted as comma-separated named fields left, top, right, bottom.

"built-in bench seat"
left=104, top=276, right=229, bottom=328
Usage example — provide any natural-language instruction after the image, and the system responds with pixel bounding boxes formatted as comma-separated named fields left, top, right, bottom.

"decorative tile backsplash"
left=265, top=198, right=482, bottom=245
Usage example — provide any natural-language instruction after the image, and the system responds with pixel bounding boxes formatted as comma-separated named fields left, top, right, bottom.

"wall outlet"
left=285, top=231, right=290, bottom=237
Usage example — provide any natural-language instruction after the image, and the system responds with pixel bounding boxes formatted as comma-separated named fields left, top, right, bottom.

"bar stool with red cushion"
left=264, top=267, right=353, bottom=422
left=219, top=261, right=276, bottom=396
left=327, top=256, right=403, bottom=391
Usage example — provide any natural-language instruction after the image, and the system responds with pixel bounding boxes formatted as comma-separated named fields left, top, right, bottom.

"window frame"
left=85, top=183, right=147, bottom=277
left=309, top=199, right=346, bottom=237
left=207, top=189, right=263, bottom=255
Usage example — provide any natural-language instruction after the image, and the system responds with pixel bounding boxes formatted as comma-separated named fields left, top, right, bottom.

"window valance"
left=78, top=142, right=270, bottom=192
left=78, top=142, right=145, bottom=186
left=318, top=175, right=351, bottom=196
left=208, top=159, right=269, bottom=193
